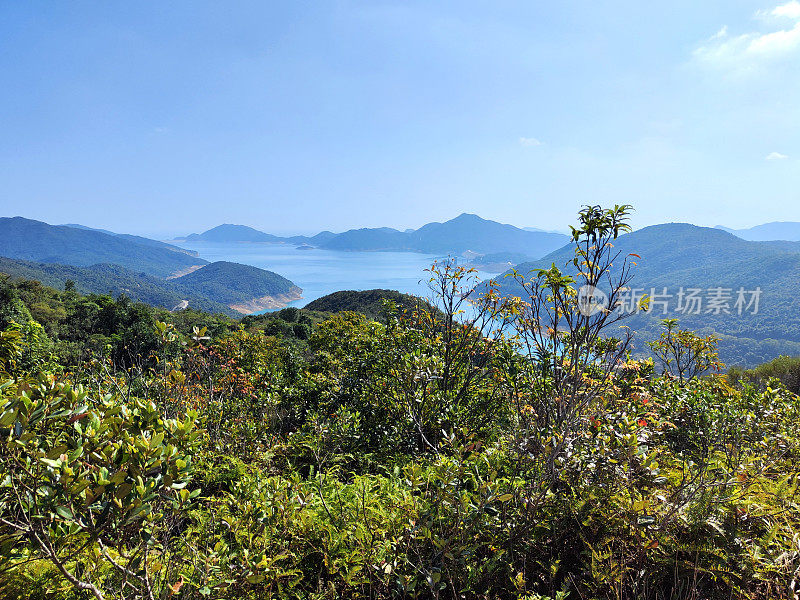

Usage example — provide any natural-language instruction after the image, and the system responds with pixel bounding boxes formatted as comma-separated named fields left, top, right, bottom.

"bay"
left=173, top=241, right=496, bottom=312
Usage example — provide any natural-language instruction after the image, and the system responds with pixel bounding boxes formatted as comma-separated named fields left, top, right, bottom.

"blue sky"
left=1, top=1, right=798, bottom=237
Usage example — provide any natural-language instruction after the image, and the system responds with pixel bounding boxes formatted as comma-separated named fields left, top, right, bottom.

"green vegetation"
left=728, top=355, right=800, bottom=395
left=1, top=207, right=799, bottom=600
left=172, top=261, right=300, bottom=305
left=491, top=222, right=800, bottom=367
left=0, top=217, right=205, bottom=277
left=0, top=259, right=302, bottom=317
left=0, top=258, right=237, bottom=316
left=304, top=289, right=433, bottom=322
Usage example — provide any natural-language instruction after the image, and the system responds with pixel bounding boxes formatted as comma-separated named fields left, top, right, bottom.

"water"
left=173, top=241, right=496, bottom=311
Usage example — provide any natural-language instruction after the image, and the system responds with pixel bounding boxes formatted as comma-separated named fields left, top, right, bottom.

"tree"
left=0, top=372, right=199, bottom=600
left=506, top=204, right=641, bottom=476
left=648, top=318, right=722, bottom=383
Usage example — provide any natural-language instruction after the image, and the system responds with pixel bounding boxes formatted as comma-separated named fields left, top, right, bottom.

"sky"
left=1, top=1, right=799, bottom=237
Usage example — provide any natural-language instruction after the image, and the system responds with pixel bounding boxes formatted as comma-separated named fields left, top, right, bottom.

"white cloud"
left=519, top=137, right=543, bottom=147
left=711, top=25, right=728, bottom=40
left=772, top=1, right=800, bottom=19
left=693, top=2, right=800, bottom=70
left=766, top=151, right=789, bottom=159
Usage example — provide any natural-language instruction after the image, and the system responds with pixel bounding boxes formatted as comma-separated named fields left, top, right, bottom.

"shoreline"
left=229, top=286, right=304, bottom=314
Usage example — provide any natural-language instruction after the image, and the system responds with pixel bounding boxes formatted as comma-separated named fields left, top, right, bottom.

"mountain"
left=186, top=224, right=282, bottom=242
left=0, top=257, right=302, bottom=315
left=406, top=213, right=569, bottom=256
left=321, top=227, right=410, bottom=251
left=487, top=223, right=800, bottom=367
left=185, top=224, right=337, bottom=246
left=716, top=222, right=800, bottom=242
left=184, top=214, right=570, bottom=260
left=318, top=214, right=569, bottom=257
left=172, top=261, right=302, bottom=312
left=63, top=223, right=200, bottom=257
left=0, top=217, right=206, bottom=277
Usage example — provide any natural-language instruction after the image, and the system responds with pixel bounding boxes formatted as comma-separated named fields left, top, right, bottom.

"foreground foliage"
left=2, top=207, right=800, bottom=600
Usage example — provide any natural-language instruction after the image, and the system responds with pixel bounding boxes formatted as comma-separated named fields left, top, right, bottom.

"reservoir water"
left=173, top=241, right=496, bottom=311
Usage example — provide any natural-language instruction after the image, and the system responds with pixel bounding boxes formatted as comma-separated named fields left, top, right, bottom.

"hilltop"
left=304, top=289, right=434, bottom=322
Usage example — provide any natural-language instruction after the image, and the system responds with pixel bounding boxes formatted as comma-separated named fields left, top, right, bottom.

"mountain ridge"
left=0, top=217, right=206, bottom=277
left=184, top=213, right=570, bottom=260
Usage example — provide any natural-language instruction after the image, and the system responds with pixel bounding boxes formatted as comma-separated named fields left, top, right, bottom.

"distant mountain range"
left=0, top=217, right=303, bottom=314
left=186, top=224, right=336, bottom=246
left=488, top=223, right=800, bottom=367
left=184, top=213, right=571, bottom=260
left=716, top=222, right=800, bottom=242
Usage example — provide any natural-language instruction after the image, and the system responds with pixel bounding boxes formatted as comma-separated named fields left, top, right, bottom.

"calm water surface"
left=174, top=241, right=495, bottom=311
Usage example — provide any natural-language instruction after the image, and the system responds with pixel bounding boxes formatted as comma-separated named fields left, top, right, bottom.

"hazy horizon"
left=2, top=210, right=798, bottom=242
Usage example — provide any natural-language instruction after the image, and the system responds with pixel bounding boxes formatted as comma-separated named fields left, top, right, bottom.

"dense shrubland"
left=2, top=207, right=800, bottom=600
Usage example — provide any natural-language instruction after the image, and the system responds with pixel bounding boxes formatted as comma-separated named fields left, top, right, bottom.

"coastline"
left=229, top=286, right=304, bottom=314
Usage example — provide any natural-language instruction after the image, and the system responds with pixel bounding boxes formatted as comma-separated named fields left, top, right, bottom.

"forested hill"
left=171, top=261, right=302, bottom=308
left=0, top=257, right=235, bottom=315
left=0, top=216, right=206, bottom=277
left=0, top=257, right=302, bottom=316
left=304, top=289, right=434, bottom=322
left=186, top=213, right=570, bottom=260
left=487, top=223, right=800, bottom=367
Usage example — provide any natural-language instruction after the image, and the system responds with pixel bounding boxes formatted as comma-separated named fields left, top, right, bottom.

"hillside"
left=0, top=257, right=235, bottom=315
left=172, top=261, right=302, bottom=312
left=487, top=223, right=800, bottom=366
left=0, top=217, right=206, bottom=277
left=0, top=257, right=303, bottom=315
